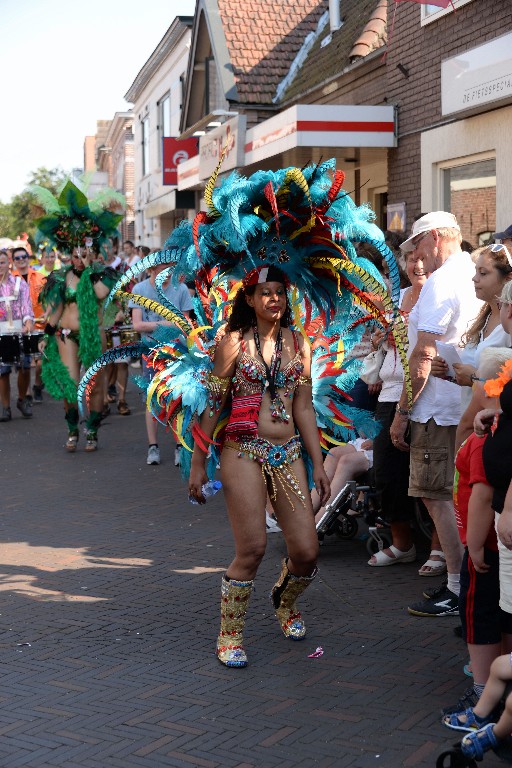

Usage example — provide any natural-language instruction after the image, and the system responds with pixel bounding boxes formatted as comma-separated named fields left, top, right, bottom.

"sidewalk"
left=0, top=391, right=502, bottom=767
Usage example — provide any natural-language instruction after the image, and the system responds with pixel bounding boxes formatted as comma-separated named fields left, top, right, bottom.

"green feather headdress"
left=31, top=180, right=125, bottom=254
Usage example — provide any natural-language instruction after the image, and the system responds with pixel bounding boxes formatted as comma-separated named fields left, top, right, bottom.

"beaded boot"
left=216, top=575, right=254, bottom=667
left=271, top=558, right=317, bottom=640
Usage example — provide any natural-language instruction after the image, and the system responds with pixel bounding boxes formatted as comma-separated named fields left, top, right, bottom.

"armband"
left=44, top=322, right=56, bottom=336
left=206, top=374, right=231, bottom=417
left=396, top=404, right=411, bottom=417
left=90, top=272, right=103, bottom=284
left=297, top=375, right=313, bottom=387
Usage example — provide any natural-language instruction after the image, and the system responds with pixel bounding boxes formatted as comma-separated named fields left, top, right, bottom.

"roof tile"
left=218, top=0, right=326, bottom=105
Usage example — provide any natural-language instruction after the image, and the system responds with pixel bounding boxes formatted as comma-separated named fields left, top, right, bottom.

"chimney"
left=329, top=0, right=342, bottom=32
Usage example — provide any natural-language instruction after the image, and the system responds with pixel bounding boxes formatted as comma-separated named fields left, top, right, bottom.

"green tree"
left=0, top=166, right=68, bottom=245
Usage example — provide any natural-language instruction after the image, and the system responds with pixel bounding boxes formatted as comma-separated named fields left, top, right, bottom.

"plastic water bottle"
left=189, top=480, right=222, bottom=504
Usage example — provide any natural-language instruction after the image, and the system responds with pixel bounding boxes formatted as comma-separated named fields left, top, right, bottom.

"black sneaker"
left=0, top=406, right=12, bottom=422
left=17, top=398, right=33, bottom=418
left=408, top=587, right=458, bottom=617
left=441, top=686, right=479, bottom=716
left=422, top=578, right=448, bottom=600
left=33, top=385, right=43, bottom=403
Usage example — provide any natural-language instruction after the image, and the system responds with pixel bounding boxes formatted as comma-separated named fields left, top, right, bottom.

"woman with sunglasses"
left=433, top=243, right=512, bottom=449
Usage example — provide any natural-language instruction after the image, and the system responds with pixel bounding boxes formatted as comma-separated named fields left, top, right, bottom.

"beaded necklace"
left=252, top=324, right=289, bottom=422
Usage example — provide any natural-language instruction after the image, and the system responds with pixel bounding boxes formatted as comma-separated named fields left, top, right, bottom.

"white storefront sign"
left=199, top=115, right=247, bottom=180
left=442, top=32, right=512, bottom=116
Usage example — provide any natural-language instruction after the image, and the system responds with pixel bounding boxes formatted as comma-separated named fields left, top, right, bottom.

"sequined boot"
left=271, top=558, right=317, bottom=640
left=216, top=575, right=254, bottom=667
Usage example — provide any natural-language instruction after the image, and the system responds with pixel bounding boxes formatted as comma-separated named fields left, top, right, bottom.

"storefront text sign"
left=442, top=32, right=512, bottom=116
left=199, top=116, right=246, bottom=180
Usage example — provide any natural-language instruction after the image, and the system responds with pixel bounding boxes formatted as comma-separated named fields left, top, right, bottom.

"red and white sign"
left=245, top=105, right=396, bottom=166
left=163, top=138, right=199, bottom=186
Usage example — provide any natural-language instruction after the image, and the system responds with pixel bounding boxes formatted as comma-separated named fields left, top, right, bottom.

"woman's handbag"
left=360, top=346, right=385, bottom=385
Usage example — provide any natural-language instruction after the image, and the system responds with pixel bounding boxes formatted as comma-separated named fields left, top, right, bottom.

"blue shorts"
left=0, top=355, right=32, bottom=376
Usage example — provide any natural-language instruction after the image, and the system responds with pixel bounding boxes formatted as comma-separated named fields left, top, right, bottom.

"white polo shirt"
left=407, top=250, right=482, bottom=426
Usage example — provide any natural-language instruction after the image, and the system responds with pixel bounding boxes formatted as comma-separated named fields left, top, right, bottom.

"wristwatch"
left=396, top=404, right=411, bottom=417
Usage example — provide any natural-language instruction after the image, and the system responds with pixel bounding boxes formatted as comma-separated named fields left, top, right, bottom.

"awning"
left=177, top=103, right=396, bottom=190
left=144, top=189, right=195, bottom=218
left=244, top=104, right=396, bottom=166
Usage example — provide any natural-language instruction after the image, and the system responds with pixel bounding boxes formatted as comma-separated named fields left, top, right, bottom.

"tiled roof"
left=350, top=0, right=387, bottom=61
left=279, top=0, right=387, bottom=104
left=217, top=0, right=327, bottom=105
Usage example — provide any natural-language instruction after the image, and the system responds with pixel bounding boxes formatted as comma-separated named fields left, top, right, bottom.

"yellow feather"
left=204, top=144, right=227, bottom=218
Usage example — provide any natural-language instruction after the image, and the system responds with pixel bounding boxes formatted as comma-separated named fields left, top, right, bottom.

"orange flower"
left=484, top=359, right=512, bottom=398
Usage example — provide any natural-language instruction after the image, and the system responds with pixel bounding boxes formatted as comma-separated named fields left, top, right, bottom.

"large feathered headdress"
left=31, top=180, right=125, bottom=253
left=167, top=157, right=398, bottom=319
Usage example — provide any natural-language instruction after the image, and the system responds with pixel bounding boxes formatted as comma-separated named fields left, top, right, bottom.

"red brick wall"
left=386, top=0, right=512, bottom=217
left=451, top=187, right=496, bottom=247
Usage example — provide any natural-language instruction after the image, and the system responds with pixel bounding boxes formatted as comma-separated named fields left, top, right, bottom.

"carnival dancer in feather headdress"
left=81, top=157, right=408, bottom=667
left=33, top=180, right=123, bottom=452
left=169, top=158, right=406, bottom=668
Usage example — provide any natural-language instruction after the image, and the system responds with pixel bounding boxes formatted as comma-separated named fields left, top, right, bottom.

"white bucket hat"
left=400, top=211, right=460, bottom=253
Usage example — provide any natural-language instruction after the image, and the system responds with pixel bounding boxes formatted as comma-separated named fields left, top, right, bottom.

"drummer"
left=0, top=250, right=35, bottom=421
left=11, top=246, right=46, bottom=403
left=130, top=261, right=193, bottom=466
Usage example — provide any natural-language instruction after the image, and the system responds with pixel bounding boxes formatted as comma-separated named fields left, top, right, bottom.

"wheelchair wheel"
left=366, top=530, right=392, bottom=556
left=331, top=516, right=358, bottom=540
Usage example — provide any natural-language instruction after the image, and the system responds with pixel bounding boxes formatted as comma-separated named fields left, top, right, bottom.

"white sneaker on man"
left=147, top=445, right=160, bottom=465
left=174, top=445, right=181, bottom=467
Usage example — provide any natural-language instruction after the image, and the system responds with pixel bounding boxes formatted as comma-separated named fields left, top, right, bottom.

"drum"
left=22, top=331, right=44, bottom=356
left=105, top=328, right=122, bottom=349
left=0, top=333, right=22, bottom=364
left=119, top=325, right=141, bottom=345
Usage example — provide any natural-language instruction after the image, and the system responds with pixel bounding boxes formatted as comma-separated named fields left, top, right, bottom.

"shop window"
left=441, top=158, right=496, bottom=250
left=421, top=0, right=474, bottom=26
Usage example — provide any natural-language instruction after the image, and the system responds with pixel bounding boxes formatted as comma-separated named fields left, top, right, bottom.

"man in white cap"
left=390, top=212, right=482, bottom=618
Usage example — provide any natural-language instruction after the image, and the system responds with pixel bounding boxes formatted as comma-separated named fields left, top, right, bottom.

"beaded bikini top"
left=231, top=332, right=304, bottom=399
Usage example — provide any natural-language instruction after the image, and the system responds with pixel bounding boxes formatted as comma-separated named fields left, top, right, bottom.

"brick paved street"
left=0, top=385, right=503, bottom=767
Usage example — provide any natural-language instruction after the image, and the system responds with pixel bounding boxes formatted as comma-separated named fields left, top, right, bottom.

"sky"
left=0, top=0, right=197, bottom=203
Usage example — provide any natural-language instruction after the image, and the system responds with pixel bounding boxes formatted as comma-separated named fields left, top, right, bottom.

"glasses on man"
left=490, top=243, right=512, bottom=267
left=411, top=231, right=430, bottom=250
left=13, top=254, right=28, bottom=261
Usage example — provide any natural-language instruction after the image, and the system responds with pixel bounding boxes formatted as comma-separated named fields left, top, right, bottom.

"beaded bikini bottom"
left=224, top=434, right=305, bottom=507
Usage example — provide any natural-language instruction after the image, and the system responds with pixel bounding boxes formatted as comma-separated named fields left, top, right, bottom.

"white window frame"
left=421, top=0, right=474, bottom=27
left=141, top=115, right=150, bottom=177
left=436, top=150, right=496, bottom=212
left=158, top=93, right=171, bottom=166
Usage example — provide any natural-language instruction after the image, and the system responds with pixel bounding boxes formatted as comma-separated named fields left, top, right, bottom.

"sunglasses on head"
left=490, top=243, right=512, bottom=267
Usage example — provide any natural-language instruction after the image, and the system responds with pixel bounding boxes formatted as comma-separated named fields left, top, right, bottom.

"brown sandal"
left=117, top=400, right=131, bottom=416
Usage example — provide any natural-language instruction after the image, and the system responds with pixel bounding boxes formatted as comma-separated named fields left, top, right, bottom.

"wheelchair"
left=315, top=469, right=432, bottom=555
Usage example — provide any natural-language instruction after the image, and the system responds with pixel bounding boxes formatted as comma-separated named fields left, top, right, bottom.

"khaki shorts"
left=408, top=419, right=456, bottom=501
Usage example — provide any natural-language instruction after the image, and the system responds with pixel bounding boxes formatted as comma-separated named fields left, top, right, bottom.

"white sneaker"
left=147, top=445, right=160, bottom=465
left=265, top=510, right=281, bottom=533
left=174, top=445, right=181, bottom=466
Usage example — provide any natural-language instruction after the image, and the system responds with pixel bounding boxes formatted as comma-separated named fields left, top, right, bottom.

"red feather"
left=192, top=212, right=209, bottom=260
left=264, top=181, right=280, bottom=236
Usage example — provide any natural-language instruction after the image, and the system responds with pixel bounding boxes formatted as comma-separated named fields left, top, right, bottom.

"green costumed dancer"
left=33, top=180, right=123, bottom=451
